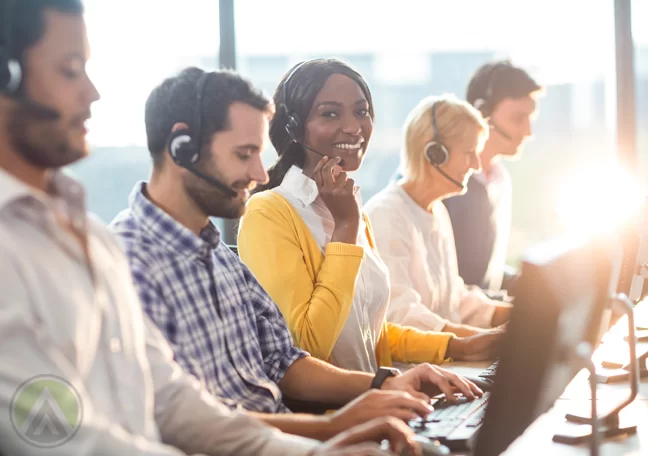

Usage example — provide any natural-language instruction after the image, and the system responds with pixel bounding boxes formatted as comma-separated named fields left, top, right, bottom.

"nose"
left=522, top=117, right=532, bottom=138
left=85, top=73, right=101, bottom=104
left=341, top=114, right=362, bottom=136
left=250, top=154, right=269, bottom=185
left=469, top=152, right=481, bottom=173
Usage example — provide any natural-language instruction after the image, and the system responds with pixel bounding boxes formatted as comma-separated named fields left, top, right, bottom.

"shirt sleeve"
left=457, top=281, right=497, bottom=329
left=366, top=203, right=449, bottom=332
left=384, top=322, right=454, bottom=364
left=243, top=264, right=309, bottom=384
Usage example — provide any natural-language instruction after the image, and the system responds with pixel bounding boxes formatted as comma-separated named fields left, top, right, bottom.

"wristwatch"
left=370, top=367, right=402, bottom=389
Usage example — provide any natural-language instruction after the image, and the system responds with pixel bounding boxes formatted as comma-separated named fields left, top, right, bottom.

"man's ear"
left=171, top=122, right=189, bottom=133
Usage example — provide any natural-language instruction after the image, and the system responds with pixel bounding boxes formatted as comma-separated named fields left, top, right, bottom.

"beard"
left=183, top=161, right=249, bottom=219
left=7, top=104, right=86, bottom=169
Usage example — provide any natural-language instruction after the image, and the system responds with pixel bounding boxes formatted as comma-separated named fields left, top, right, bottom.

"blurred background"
left=71, top=0, right=647, bottom=267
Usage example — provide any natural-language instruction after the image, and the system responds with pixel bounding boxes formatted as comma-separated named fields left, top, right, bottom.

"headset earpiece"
left=166, top=72, right=210, bottom=167
left=281, top=60, right=317, bottom=144
left=168, top=129, right=198, bottom=167
left=1, top=0, right=21, bottom=94
left=425, top=101, right=450, bottom=166
left=425, top=141, right=450, bottom=166
left=284, top=112, right=301, bottom=143
left=0, top=53, right=21, bottom=94
left=472, top=97, right=488, bottom=116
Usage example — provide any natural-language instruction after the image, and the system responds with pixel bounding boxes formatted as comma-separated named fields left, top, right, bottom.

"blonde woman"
left=365, top=95, right=512, bottom=337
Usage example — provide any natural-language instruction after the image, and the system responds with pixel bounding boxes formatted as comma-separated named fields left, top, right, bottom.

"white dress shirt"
left=0, top=169, right=318, bottom=456
left=275, top=166, right=390, bottom=373
left=365, top=183, right=497, bottom=332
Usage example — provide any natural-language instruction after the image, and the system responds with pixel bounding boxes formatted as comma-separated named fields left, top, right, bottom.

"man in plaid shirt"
left=110, top=67, right=481, bottom=441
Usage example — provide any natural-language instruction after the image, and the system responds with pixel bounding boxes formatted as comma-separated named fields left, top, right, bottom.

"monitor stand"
left=596, top=349, right=648, bottom=383
left=597, top=296, right=648, bottom=383
left=556, top=294, right=640, bottom=450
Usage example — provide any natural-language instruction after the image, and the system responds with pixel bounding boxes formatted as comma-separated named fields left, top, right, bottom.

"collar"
left=128, top=181, right=221, bottom=259
left=0, top=168, right=86, bottom=221
left=279, top=165, right=362, bottom=207
left=279, top=166, right=320, bottom=206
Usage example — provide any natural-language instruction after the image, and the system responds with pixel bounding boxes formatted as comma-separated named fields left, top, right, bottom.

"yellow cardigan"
left=238, top=190, right=454, bottom=367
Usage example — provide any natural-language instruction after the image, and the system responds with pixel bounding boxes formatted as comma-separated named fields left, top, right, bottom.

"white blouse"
left=274, top=166, right=390, bottom=373
left=364, top=183, right=496, bottom=332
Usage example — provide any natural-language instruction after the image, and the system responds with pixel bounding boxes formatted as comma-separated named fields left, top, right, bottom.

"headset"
left=279, top=59, right=343, bottom=165
left=166, top=71, right=238, bottom=198
left=0, top=0, right=60, bottom=119
left=471, top=61, right=514, bottom=141
left=0, top=0, right=20, bottom=93
left=424, top=101, right=464, bottom=189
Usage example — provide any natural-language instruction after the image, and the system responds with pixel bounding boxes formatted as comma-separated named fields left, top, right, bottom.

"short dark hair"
left=1, top=0, right=84, bottom=61
left=256, top=58, right=374, bottom=192
left=466, top=60, right=542, bottom=117
left=144, top=67, right=273, bottom=166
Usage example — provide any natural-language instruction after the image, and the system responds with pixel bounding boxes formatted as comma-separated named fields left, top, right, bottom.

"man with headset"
left=108, top=65, right=484, bottom=442
left=443, top=61, right=543, bottom=293
left=0, top=1, right=432, bottom=454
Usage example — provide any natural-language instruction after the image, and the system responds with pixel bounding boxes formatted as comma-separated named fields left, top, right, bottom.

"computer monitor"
left=617, top=196, right=648, bottom=302
left=473, top=234, right=618, bottom=456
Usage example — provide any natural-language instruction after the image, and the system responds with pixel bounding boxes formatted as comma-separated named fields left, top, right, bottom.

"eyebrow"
left=62, top=52, right=87, bottom=61
left=235, top=144, right=261, bottom=152
left=315, top=99, right=368, bottom=108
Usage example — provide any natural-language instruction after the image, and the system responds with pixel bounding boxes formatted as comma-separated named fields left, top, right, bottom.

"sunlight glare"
left=555, top=165, right=646, bottom=236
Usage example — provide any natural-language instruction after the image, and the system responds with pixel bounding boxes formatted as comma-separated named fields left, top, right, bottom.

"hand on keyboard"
left=329, top=389, right=434, bottom=434
left=408, top=393, right=492, bottom=451
left=446, top=330, right=503, bottom=361
left=314, top=416, right=421, bottom=456
left=381, top=364, right=484, bottom=404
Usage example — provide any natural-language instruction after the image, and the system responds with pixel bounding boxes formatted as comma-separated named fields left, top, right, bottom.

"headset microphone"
left=284, top=123, right=345, bottom=167
left=434, top=164, right=464, bottom=189
left=166, top=72, right=239, bottom=199
left=184, top=162, right=240, bottom=198
left=489, top=120, right=514, bottom=142
left=15, top=94, right=61, bottom=120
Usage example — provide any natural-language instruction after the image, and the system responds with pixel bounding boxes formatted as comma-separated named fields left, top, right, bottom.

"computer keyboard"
left=409, top=393, right=491, bottom=451
left=480, top=359, right=499, bottom=379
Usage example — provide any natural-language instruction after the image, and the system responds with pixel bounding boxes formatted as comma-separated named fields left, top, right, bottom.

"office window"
left=235, top=0, right=617, bottom=265
left=69, top=0, right=220, bottom=224
left=635, top=0, right=648, bottom=180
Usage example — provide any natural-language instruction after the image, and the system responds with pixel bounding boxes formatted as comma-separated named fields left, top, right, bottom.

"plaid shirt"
left=109, top=182, right=307, bottom=413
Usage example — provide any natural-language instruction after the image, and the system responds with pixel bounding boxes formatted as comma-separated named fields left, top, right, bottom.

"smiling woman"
left=255, top=58, right=375, bottom=194
left=238, top=59, right=502, bottom=374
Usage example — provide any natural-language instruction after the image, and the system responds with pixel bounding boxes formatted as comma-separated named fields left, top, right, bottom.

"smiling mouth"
left=333, top=141, right=364, bottom=152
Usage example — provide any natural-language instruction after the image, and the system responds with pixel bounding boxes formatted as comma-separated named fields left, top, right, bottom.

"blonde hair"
left=401, top=94, right=488, bottom=182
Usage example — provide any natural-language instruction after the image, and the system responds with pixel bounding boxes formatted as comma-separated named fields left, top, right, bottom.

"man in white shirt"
left=0, top=1, right=419, bottom=455
left=443, top=61, right=543, bottom=293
